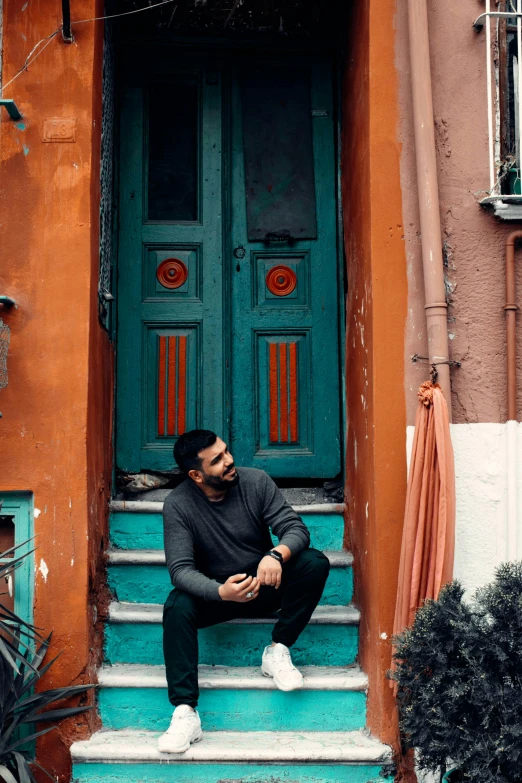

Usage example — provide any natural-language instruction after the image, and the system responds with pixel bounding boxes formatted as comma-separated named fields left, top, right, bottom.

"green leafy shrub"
left=0, top=538, right=95, bottom=783
left=390, top=562, right=522, bottom=783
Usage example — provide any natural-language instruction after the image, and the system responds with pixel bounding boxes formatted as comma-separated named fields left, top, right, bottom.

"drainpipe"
left=505, top=231, right=522, bottom=559
left=407, top=0, right=452, bottom=418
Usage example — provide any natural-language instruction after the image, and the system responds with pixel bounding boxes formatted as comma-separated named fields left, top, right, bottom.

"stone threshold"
left=110, top=500, right=345, bottom=515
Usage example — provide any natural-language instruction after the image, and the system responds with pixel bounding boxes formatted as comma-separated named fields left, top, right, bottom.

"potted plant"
left=390, top=562, right=522, bottom=783
left=0, top=539, right=95, bottom=783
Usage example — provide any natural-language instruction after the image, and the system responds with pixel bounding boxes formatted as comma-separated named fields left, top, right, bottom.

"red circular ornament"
left=266, top=265, right=297, bottom=297
left=156, top=258, right=188, bottom=290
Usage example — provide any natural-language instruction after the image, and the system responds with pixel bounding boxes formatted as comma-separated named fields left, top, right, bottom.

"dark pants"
left=162, top=547, right=330, bottom=707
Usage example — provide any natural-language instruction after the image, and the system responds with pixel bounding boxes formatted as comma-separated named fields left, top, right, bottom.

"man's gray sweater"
left=163, top=467, right=310, bottom=601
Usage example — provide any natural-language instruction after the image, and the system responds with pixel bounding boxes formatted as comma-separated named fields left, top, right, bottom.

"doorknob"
left=233, top=245, right=245, bottom=272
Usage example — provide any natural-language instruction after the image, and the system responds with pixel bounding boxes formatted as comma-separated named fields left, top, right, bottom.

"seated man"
left=158, top=429, right=330, bottom=754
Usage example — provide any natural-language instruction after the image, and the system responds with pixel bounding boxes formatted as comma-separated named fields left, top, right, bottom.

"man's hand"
left=257, top=555, right=282, bottom=589
left=218, top=573, right=260, bottom=602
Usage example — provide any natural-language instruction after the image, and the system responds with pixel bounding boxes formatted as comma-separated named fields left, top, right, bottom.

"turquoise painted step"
left=73, top=762, right=389, bottom=783
left=105, top=603, right=360, bottom=667
left=71, top=729, right=392, bottom=783
left=109, top=501, right=345, bottom=551
left=98, top=664, right=367, bottom=732
left=106, top=549, right=353, bottom=606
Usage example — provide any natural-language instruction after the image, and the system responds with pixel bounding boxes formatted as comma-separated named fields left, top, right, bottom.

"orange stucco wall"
left=0, top=1, right=112, bottom=778
left=342, top=0, right=408, bottom=756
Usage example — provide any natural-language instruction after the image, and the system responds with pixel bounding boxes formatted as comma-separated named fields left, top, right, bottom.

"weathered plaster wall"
left=0, top=0, right=112, bottom=778
left=406, top=422, right=522, bottom=597
left=397, top=0, right=522, bottom=425
left=394, top=0, right=522, bottom=629
left=342, top=0, right=408, bottom=750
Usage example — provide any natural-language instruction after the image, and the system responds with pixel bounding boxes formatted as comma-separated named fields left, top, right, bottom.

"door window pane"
left=0, top=513, right=15, bottom=614
left=147, top=83, right=198, bottom=221
left=241, top=67, right=317, bottom=241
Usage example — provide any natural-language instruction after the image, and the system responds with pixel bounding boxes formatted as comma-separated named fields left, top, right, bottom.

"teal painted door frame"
left=115, top=49, right=341, bottom=477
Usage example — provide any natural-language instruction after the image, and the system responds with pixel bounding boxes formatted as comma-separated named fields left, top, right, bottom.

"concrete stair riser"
left=107, top=559, right=353, bottom=606
left=109, top=511, right=345, bottom=551
left=104, top=621, right=359, bottom=667
left=98, top=687, right=367, bottom=732
left=72, top=762, right=389, bottom=783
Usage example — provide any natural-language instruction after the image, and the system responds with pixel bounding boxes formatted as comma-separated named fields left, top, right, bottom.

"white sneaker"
left=157, top=704, right=203, bottom=753
left=261, top=643, right=304, bottom=691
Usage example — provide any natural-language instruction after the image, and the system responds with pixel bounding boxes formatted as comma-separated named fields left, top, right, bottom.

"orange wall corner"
left=342, top=0, right=408, bottom=760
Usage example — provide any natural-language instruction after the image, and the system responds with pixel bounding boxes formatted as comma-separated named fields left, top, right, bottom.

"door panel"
left=229, top=57, right=341, bottom=477
left=116, top=61, right=224, bottom=472
left=116, top=52, right=341, bottom=478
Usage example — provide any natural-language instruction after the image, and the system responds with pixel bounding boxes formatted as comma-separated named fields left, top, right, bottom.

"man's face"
left=191, top=437, right=238, bottom=491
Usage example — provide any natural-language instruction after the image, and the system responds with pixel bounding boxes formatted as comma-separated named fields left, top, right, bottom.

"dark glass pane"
left=0, top=514, right=14, bottom=556
left=147, top=83, right=198, bottom=221
left=241, top=67, right=317, bottom=241
left=0, top=515, right=15, bottom=614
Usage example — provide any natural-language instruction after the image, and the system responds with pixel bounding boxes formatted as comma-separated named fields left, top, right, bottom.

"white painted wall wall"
left=406, top=422, right=521, bottom=598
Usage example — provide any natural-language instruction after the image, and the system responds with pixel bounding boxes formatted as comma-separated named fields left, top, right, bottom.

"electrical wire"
left=0, top=0, right=178, bottom=96
left=72, top=0, right=178, bottom=26
left=1, top=29, right=61, bottom=93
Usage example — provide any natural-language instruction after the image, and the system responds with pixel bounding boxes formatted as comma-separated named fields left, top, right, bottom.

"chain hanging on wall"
left=0, top=319, right=11, bottom=389
left=98, top=19, right=116, bottom=334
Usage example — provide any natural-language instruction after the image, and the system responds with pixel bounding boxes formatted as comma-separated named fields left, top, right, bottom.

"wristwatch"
left=265, top=549, right=284, bottom=564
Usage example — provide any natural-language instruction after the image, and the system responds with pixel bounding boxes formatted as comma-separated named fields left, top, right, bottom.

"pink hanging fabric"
left=392, top=381, right=456, bottom=649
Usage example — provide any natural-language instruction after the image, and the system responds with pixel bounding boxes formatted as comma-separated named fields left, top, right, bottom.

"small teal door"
left=116, top=51, right=341, bottom=478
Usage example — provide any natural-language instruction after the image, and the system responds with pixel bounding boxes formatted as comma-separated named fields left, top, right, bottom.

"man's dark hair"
left=174, top=429, right=218, bottom=474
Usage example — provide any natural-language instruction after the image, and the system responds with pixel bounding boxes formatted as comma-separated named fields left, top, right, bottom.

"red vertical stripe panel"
left=167, top=336, right=177, bottom=436
left=177, top=335, right=187, bottom=435
left=269, top=343, right=278, bottom=442
left=289, top=342, right=298, bottom=443
left=158, top=336, right=167, bottom=436
left=279, top=343, right=289, bottom=443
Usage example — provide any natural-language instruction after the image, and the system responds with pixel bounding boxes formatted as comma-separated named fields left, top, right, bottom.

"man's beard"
left=201, top=467, right=239, bottom=492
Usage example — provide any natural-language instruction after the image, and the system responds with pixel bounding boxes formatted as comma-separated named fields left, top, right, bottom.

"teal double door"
left=116, top=50, right=341, bottom=478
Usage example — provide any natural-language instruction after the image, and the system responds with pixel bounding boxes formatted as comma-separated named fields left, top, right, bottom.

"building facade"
left=0, top=0, right=519, bottom=780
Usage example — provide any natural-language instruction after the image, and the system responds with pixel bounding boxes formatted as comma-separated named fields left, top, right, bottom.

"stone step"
left=106, top=549, right=353, bottom=606
left=105, top=603, right=360, bottom=667
left=109, top=501, right=346, bottom=514
left=107, top=548, right=352, bottom=567
left=109, top=601, right=359, bottom=624
left=99, top=662, right=367, bottom=689
left=109, top=501, right=346, bottom=551
left=72, top=729, right=392, bottom=783
left=97, top=664, right=368, bottom=733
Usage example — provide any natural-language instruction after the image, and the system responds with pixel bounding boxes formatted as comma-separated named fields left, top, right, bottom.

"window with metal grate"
left=475, top=1, right=522, bottom=218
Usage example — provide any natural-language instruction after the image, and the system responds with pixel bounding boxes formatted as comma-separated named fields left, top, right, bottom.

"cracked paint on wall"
left=38, top=558, right=49, bottom=583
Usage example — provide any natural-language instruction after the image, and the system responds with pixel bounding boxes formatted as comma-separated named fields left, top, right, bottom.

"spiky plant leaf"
left=0, top=764, right=19, bottom=783
left=0, top=542, right=96, bottom=782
